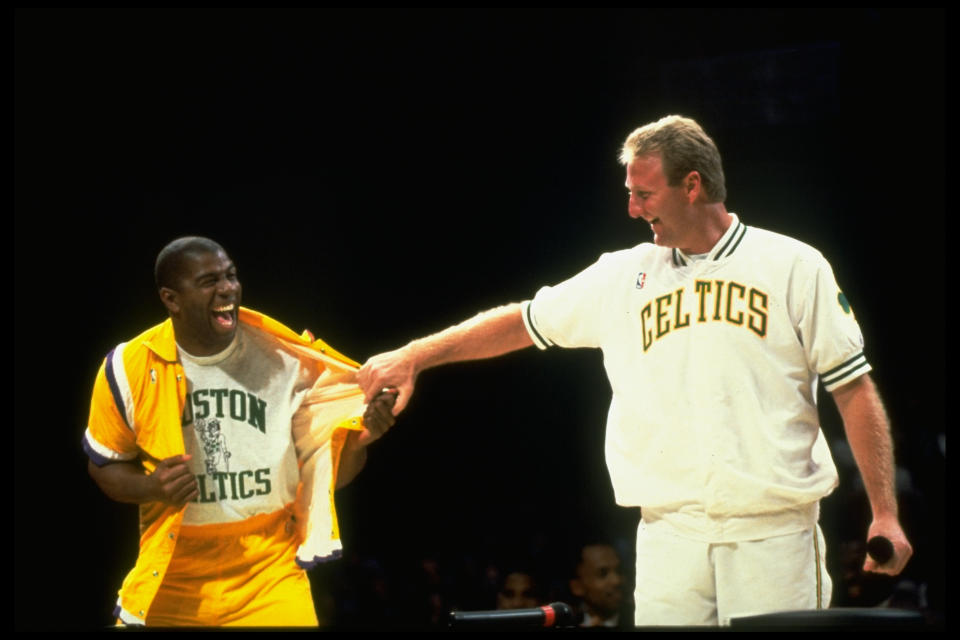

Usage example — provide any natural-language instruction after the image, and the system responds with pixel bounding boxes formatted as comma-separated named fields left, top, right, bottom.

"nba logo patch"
left=636, top=272, right=647, bottom=289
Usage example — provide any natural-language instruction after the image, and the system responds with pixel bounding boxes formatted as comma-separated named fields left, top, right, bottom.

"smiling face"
left=161, top=248, right=242, bottom=356
left=626, top=153, right=706, bottom=253
left=570, top=545, right=623, bottom=619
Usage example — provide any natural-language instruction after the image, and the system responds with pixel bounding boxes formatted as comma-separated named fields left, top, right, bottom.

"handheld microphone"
left=449, top=602, right=578, bottom=629
left=866, top=536, right=894, bottom=564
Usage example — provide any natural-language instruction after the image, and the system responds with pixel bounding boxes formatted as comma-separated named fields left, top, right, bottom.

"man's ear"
left=684, top=170, right=702, bottom=203
left=159, top=287, right=180, bottom=315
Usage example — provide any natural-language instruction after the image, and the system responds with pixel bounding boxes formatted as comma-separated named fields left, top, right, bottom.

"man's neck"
left=681, top=204, right=732, bottom=254
left=173, top=325, right=238, bottom=358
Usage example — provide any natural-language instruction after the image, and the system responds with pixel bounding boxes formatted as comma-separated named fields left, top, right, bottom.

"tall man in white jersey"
left=357, top=115, right=913, bottom=626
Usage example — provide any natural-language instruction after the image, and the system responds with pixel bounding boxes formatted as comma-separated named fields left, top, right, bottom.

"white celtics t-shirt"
left=177, top=326, right=315, bottom=525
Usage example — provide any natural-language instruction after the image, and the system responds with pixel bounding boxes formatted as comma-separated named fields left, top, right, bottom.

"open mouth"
left=212, top=303, right=236, bottom=329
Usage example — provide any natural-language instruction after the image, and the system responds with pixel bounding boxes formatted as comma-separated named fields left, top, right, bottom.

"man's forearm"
left=336, top=432, right=367, bottom=489
left=88, top=459, right=158, bottom=504
left=832, top=374, right=898, bottom=518
left=88, top=454, right=198, bottom=506
left=358, top=303, right=534, bottom=414
left=831, top=373, right=913, bottom=574
left=403, top=303, right=534, bottom=373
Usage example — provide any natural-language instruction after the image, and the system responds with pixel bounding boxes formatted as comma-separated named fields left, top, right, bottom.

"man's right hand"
left=148, top=454, right=199, bottom=507
left=358, top=346, right=418, bottom=416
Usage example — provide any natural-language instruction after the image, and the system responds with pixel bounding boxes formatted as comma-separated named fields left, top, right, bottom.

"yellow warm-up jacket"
left=83, top=307, right=366, bottom=624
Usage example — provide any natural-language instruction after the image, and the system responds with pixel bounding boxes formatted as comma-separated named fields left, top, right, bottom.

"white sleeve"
left=523, top=253, right=617, bottom=350
left=794, top=252, right=872, bottom=391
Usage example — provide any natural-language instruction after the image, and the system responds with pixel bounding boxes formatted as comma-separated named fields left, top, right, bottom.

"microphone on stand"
left=449, top=602, right=579, bottom=629
left=866, top=536, right=894, bottom=564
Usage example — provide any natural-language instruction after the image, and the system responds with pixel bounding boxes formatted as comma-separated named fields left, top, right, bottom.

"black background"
left=14, top=9, right=944, bottom=629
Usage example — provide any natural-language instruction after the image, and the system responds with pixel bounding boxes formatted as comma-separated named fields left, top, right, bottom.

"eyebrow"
left=194, top=262, right=236, bottom=283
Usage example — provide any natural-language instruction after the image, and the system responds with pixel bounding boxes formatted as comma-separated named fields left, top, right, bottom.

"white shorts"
left=633, top=519, right=832, bottom=626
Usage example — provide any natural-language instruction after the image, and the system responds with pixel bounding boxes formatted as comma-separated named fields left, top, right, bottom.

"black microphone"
left=866, top=536, right=894, bottom=564
left=449, top=602, right=578, bottom=629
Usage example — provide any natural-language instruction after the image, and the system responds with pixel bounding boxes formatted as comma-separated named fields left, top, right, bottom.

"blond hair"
left=620, top=115, right=726, bottom=203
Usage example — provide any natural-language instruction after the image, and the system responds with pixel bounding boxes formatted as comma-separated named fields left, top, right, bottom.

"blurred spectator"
left=832, top=539, right=896, bottom=607
left=570, top=542, right=627, bottom=628
left=496, top=570, right=542, bottom=610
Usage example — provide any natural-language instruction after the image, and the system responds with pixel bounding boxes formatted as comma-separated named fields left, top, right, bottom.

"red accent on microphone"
left=541, top=605, right=555, bottom=627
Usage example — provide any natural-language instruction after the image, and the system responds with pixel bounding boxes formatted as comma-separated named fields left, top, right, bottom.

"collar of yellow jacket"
left=140, top=306, right=359, bottom=369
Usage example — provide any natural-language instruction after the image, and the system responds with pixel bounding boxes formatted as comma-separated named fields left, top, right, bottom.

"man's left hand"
left=863, top=518, right=913, bottom=576
left=356, top=389, right=398, bottom=447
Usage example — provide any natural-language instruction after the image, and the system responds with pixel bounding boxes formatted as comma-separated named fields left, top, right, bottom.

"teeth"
left=213, top=304, right=235, bottom=313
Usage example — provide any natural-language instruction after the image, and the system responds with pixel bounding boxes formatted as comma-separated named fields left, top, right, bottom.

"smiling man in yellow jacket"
left=83, top=236, right=397, bottom=627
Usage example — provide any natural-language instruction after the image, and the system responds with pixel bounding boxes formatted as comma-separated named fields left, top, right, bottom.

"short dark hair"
left=154, top=236, right=226, bottom=290
left=570, top=539, right=618, bottom=579
left=497, top=567, right=540, bottom=593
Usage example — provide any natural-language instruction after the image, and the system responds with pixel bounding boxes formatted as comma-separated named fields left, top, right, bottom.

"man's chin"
left=600, top=600, right=623, bottom=615
left=207, top=324, right=238, bottom=348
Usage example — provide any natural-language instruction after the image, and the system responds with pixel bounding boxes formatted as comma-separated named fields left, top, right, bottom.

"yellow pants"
left=145, top=508, right=319, bottom=627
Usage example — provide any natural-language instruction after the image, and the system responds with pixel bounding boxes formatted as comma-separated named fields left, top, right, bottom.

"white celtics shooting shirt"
left=522, top=214, right=870, bottom=542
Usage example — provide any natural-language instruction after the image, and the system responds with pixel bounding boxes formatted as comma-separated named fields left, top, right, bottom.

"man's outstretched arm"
left=831, top=374, right=913, bottom=575
left=357, top=303, right=534, bottom=415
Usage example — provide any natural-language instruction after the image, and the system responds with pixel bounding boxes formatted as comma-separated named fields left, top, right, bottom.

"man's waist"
left=641, top=501, right=820, bottom=543
left=177, top=505, right=295, bottom=539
